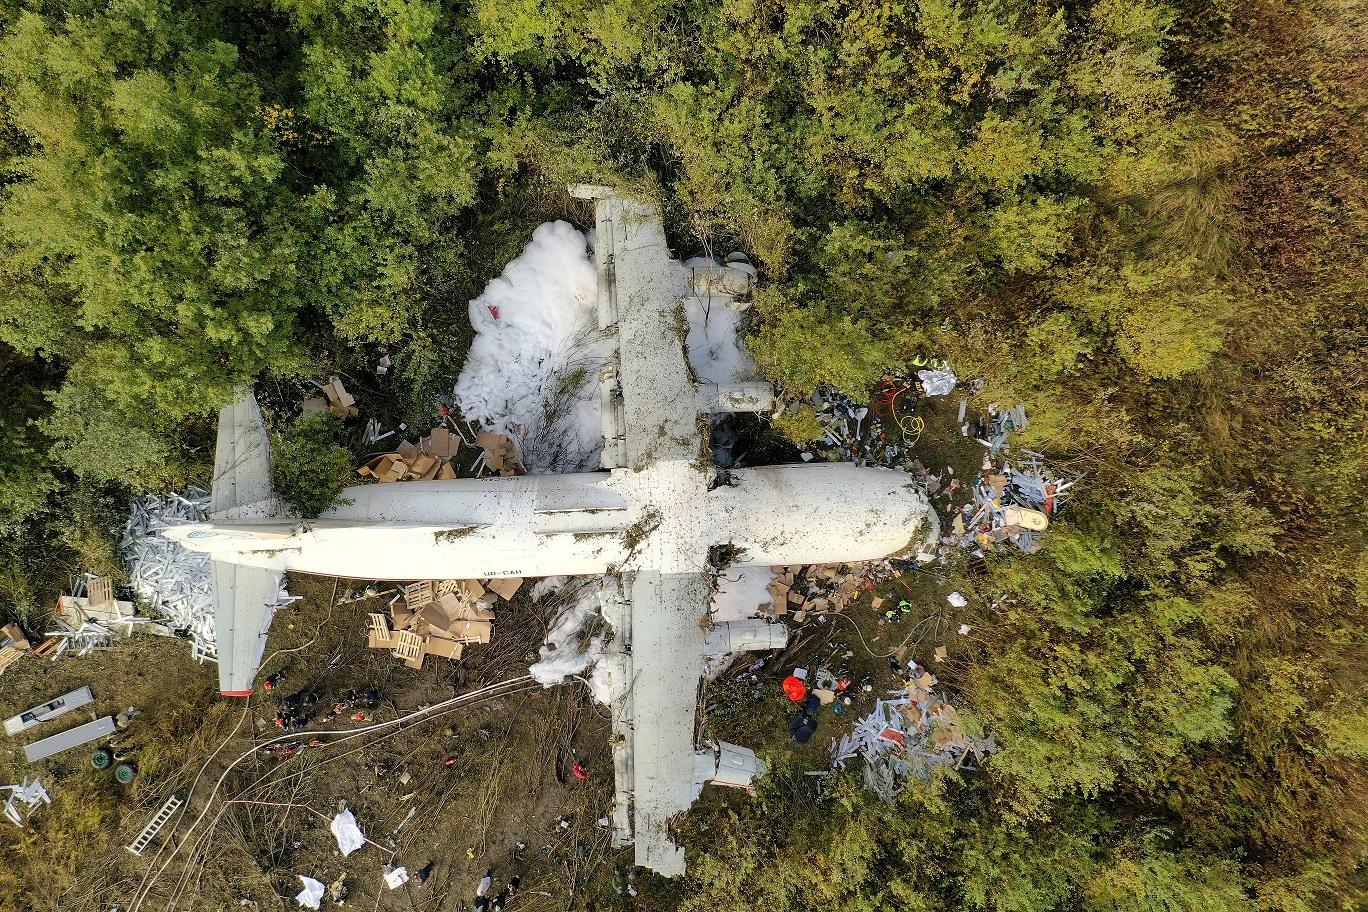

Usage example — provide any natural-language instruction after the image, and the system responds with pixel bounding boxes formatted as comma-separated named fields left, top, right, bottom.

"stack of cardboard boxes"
left=763, top=560, right=901, bottom=623
left=357, top=428, right=461, bottom=483
left=367, top=577, right=523, bottom=669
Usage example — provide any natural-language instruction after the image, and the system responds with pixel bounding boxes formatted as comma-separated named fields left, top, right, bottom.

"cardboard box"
left=447, top=620, right=491, bottom=644
left=422, top=428, right=459, bottom=458
left=323, top=376, right=358, bottom=417
left=409, top=454, right=437, bottom=479
left=436, top=591, right=468, bottom=618
left=486, top=577, right=522, bottom=601
left=423, top=638, right=463, bottom=660
left=418, top=605, right=450, bottom=634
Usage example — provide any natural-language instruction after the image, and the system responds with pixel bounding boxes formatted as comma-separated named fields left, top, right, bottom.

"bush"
left=269, top=413, right=353, bottom=519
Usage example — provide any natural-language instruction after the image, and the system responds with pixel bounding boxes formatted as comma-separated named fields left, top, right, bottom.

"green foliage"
left=772, top=406, right=826, bottom=445
left=0, top=0, right=1362, bottom=908
left=270, top=412, right=353, bottom=518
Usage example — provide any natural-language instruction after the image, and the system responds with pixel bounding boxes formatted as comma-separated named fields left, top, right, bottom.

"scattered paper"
left=383, top=866, right=409, bottom=889
left=947, top=592, right=967, bottom=608
left=296, top=876, right=325, bottom=909
left=330, top=809, right=365, bottom=857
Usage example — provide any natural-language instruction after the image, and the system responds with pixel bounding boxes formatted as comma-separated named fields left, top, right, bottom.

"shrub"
left=270, top=413, right=353, bottom=519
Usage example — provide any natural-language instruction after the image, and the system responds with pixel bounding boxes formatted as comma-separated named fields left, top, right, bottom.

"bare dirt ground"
left=0, top=577, right=621, bottom=912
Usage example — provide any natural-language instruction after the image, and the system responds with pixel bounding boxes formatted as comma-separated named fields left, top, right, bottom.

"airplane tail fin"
left=210, top=387, right=274, bottom=519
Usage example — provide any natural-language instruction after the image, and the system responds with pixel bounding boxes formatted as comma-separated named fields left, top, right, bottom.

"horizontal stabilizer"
left=210, top=387, right=274, bottom=519
left=212, top=559, right=282, bottom=696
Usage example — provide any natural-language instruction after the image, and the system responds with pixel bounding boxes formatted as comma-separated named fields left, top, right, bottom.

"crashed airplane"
left=167, top=186, right=939, bottom=876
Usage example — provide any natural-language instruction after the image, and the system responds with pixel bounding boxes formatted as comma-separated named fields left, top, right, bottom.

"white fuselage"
left=166, top=461, right=931, bottom=581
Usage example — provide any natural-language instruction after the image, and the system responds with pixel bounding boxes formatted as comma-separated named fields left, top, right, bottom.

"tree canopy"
left=0, top=0, right=1362, bottom=909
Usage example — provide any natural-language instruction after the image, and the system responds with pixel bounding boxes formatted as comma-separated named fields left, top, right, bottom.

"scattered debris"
left=330, top=808, right=365, bottom=857
left=366, top=579, right=510, bottom=670
left=295, top=875, right=325, bottom=910
left=762, top=560, right=903, bottom=619
left=831, top=665, right=995, bottom=800
left=968, top=403, right=1028, bottom=454
left=321, top=376, right=358, bottom=418
left=122, top=489, right=297, bottom=662
left=473, top=430, right=525, bottom=477
left=383, top=866, right=409, bottom=889
left=4, top=686, right=95, bottom=736
left=358, top=432, right=460, bottom=483
left=943, top=450, right=1083, bottom=555
left=2, top=777, right=51, bottom=827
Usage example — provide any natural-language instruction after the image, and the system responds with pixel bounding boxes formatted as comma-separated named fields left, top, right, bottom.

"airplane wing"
left=212, top=558, right=282, bottom=696
left=621, top=569, right=711, bottom=875
left=575, top=187, right=702, bottom=469
left=600, top=568, right=783, bottom=875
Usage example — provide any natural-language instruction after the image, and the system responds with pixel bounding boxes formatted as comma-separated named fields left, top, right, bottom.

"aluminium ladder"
left=126, top=794, right=181, bottom=856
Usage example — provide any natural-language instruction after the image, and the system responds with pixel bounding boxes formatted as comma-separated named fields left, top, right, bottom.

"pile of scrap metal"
left=358, top=428, right=462, bottom=483
left=366, top=578, right=522, bottom=669
left=831, top=664, right=995, bottom=801
left=763, top=560, right=905, bottom=623
left=122, top=488, right=296, bottom=662
left=122, top=488, right=215, bottom=658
